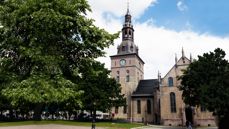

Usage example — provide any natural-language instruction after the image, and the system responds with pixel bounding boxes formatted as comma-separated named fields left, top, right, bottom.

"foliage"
left=0, top=0, right=118, bottom=119
left=79, top=60, right=126, bottom=114
left=179, top=48, right=229, bottom=128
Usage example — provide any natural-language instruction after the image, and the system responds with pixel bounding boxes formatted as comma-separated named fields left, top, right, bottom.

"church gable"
left=162, top=52, right=191, bottom=87
left=176, top=57, right=191, bottom=66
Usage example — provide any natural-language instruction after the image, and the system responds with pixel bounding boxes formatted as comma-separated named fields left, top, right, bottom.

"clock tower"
left=110, top=8, right=144, bottom=120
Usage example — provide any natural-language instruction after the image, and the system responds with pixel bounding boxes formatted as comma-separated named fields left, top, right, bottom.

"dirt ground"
left=0, top=124, right=105, bottom=129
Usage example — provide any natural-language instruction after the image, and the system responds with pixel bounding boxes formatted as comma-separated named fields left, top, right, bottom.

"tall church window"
left=159, top=99, right=161, bottom=112
left=115, top=106, right=119, bottom=114
left=170, top=92, right=176, bottom=113
left=168, top=77, right=174, bottom=86
left=123, top=106, right=127, bottom=114
left=147, top=99, right=151, bottom=114
left=137, top=100, right=141, bottom=114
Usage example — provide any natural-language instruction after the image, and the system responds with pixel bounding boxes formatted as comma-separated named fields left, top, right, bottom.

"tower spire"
left=127, top=0, right=130, bottom=14
left=158, top=71, right=161, bottom=84
left=175, top=53, right=178, bottom=63
left=190, top=53, right=193, bottom=62
left=117, top=2, right=137, bottom=55
left=182, top=47, right=185, bottom=58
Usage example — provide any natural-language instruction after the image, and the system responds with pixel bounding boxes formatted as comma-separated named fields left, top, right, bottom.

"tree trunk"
left=74, top=112, right=78, bottom=120
left=9, top=109, right=14, bottom=120
left=91, top=109, right=96, bottom=129
left=0, top=110, right=2, bottom=120
left=68, top=112, right=72, bottom=120
left=33, top=103, right=43, bottom=120
left=218, top=112, right=229, bottom=129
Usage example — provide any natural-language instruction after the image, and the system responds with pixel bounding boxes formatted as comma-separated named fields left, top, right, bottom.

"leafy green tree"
left=179, top=48, right=229, bottom=129
left=0, top=0, right=117, bottom=119
left=79, top=60, right=125, bottom=119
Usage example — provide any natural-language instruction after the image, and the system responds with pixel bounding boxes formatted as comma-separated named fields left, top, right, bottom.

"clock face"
left=120, top=59, right=126, bottom=66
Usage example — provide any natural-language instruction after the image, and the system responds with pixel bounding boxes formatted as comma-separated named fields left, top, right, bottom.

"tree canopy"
left=179, top=48, right=229, bottom=129
left=0, top=0, right=119, bottom=120
left=79, top=60, right=125, bottom=113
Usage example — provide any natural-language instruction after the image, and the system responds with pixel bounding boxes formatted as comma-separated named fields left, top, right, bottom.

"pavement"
left=132, top=125, right=218, bottom=129
left=0, top=124, right=218, bottom=129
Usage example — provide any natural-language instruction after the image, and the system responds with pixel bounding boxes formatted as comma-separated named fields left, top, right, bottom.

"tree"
left=0, top=0, right=117, bottom=119
left=79, top=60, right=125, bottom=120
left=179, top=48, right=229, bottom=129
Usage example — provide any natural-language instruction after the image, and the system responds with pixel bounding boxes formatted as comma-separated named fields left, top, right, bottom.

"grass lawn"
left=0, top=120, right=143, bottom=129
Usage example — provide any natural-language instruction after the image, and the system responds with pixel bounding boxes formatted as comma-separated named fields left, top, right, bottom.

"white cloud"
left=177, top=0, right=188, bottom=12
left=89, top=1, right=229, bottom=79
left=88, top=0, right=157, bottom=19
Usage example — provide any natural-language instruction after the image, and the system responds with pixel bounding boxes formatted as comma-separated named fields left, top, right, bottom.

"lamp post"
left=91, top=101, right=96, bottom=129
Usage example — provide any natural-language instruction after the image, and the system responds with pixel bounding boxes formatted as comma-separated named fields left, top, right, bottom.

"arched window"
left=122, top=46, right=125, bottom=51
left=126, top=70, right=129, bottom=73
left=168, top=77, right=174, bottom=86
left=147, top=99, right=151, bottom=114
left=137, top=100, right=141, bottom=114
left=170, top=92, right=176, bottom=113
left=116, top=76, right=119, bottom=82
left=130, top=45, right=133, bottom=52
left=124, top=30, right=127, bottom=37
left=126, top=75, right=130, bottom=82
left=126, top=70, right=130, bottom=82
left=129, top=30, right=132, bottom=35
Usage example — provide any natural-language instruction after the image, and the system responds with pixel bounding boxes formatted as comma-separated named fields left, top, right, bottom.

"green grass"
left=0, top=120, right=143, bottom=129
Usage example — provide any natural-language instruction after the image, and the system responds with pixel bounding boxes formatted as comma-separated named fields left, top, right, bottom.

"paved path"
left=0, top=124, right=104, bottom=129
left=0, top=124, right=218, bottom=129
left=133, top=125, right=218, bottom=129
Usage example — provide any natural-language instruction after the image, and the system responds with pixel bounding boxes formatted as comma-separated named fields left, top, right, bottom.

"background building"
left=110, top=9, right=216, bottom=127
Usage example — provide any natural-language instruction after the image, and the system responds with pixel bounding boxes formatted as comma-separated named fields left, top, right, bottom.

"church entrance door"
left=185, top=107, right=193, bottom=124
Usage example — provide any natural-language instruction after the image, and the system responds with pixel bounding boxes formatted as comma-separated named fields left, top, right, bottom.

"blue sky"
left=138, top=0, right=229, bottom=37
left=89, top=0, right=229, bottom=79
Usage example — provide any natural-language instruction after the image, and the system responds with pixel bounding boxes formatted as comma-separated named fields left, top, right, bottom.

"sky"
left=87, top=0, right=229, bottom=79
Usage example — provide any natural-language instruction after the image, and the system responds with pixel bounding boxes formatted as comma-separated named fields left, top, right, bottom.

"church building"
left=110, top=8, right=216, bottom=127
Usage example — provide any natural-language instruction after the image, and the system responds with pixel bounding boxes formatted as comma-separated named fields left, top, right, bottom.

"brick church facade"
left=110, top=9, right=216, bottom=127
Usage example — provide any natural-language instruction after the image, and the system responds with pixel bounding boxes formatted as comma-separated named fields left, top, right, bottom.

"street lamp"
left=91, top=101, right=96, bottom=129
